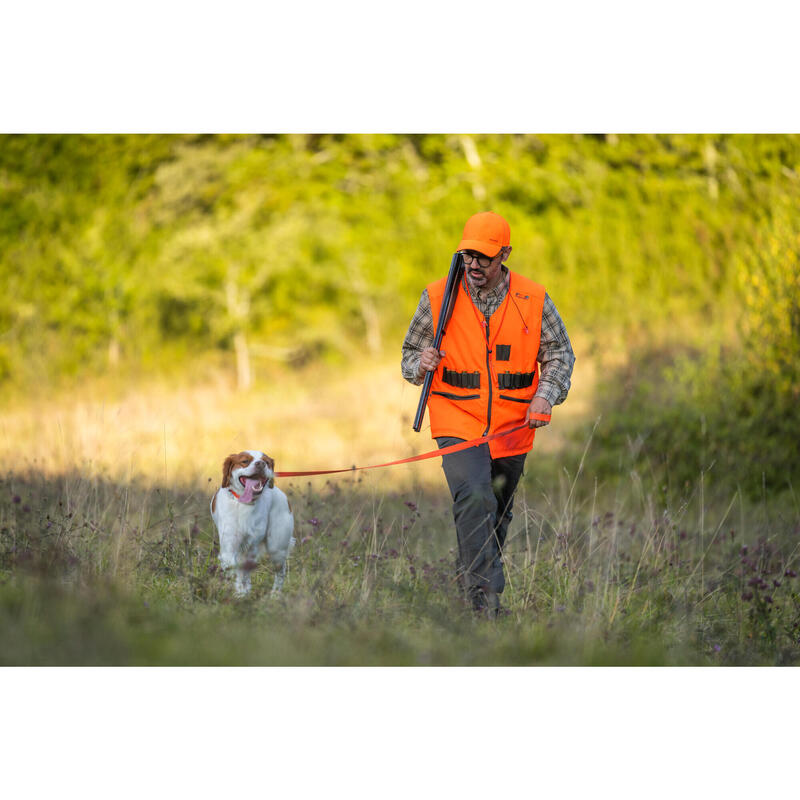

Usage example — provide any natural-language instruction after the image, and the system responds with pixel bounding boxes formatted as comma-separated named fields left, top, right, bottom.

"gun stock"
left=412, top=252, right=464, bottom=432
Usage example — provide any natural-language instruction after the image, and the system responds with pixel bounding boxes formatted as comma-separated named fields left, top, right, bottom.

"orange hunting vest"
left=427, top=271, right=546, bottom=459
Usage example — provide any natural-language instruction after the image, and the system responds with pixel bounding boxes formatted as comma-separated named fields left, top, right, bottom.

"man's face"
left=463, top=246, right=509, bottom=291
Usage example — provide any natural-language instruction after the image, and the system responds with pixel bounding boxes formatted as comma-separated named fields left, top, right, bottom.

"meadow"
left=1, top=134, right=798, bottom=665
left=2, top=351, right=798, bottom=666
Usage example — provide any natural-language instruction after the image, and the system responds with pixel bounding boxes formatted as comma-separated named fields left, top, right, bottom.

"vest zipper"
left=483, top=313, right=492, bottom=436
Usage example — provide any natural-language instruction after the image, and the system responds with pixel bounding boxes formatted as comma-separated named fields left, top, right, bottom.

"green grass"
left=3, top=435, right=798, bottom=666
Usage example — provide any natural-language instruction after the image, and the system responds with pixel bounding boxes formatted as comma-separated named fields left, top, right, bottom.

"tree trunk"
left=234, top=330, right=251, bottom=391
left=226, top=273, right=252, bottom=391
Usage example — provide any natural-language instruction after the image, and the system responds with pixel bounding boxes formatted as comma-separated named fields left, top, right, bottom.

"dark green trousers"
left=436, top=437, right=527, bottom=597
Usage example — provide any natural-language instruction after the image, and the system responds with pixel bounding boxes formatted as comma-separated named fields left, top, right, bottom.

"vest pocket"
left=432, top=390, right=480, bottom=401
left=499, top=394, right=534, bottom=404
left=495, top=344, right=511, bottom=361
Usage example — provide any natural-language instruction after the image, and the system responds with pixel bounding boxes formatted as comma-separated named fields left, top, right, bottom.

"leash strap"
left=274, top=414, right=551, bottom=477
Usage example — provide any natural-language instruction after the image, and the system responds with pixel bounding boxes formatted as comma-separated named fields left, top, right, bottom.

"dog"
left=210, top=450, right=295, bottom=597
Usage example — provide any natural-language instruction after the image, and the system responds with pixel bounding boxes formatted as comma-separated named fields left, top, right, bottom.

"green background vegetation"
left=2, top=133, right=798, bottom=493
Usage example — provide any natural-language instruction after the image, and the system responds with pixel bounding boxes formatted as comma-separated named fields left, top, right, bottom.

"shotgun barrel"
left=412, top=252, right=464, bottom=432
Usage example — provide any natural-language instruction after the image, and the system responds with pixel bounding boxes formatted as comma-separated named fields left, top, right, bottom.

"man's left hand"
left=525, top=397, right=552, bottom=428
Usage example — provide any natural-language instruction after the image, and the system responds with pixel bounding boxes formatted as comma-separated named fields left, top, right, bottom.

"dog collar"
left=228, top=488, right=253, bottom=504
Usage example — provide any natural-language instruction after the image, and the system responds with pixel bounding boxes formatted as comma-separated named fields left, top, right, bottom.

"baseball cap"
left=457, top=211, right=511, bottom=257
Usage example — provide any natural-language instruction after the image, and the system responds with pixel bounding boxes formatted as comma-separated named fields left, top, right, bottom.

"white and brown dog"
left=210, top=450, right=295, bottom=597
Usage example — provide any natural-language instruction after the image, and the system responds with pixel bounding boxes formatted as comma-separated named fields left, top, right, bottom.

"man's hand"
left=417, top=347, right=445, bottom=379
left=525, top=396, right=552, bottom=428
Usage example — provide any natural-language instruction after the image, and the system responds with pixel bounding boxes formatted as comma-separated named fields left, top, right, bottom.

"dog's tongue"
left=240, top=478, right=260, bottom=504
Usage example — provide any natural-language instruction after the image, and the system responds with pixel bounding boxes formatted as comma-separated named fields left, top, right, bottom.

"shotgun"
left=412, top=251, right=465, bottom=432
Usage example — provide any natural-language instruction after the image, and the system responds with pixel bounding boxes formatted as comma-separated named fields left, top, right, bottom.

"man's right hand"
left=417, top=347, right=445, bottom=379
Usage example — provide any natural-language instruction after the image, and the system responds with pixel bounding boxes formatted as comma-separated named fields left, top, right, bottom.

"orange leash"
left=274, top=415, right=551, bottom=478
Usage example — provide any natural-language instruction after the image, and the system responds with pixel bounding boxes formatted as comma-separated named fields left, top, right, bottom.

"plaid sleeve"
left=534, top=293, right=575, bottom=407
left=401, top=289, right=434, bottom=385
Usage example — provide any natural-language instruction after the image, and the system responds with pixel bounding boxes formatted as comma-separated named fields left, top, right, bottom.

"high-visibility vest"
left=427, top=271, right=546, bottom=459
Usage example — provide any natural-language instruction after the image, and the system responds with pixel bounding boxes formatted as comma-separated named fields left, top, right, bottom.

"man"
left=402, top=211, right=575, bottom=617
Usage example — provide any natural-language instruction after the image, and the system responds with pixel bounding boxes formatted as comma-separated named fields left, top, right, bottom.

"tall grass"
left=2, top=373, right=798, bottom=664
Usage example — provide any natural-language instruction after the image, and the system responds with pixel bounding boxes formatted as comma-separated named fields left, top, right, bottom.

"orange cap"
left=457, top=211, right=510, bottom=257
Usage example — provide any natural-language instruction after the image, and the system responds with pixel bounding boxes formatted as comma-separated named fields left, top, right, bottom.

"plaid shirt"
left=401, top=266, right=575, bottom=407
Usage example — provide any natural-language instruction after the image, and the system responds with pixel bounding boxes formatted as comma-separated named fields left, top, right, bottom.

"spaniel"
left=210, top=450, right=295, bottom=597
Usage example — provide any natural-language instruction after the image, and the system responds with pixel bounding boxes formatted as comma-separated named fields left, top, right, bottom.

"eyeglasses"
left=460, top=251, right=496, bottom=268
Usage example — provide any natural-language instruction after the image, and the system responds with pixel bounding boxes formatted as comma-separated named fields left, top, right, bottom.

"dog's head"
left=221, top=450, right=276, bottom=501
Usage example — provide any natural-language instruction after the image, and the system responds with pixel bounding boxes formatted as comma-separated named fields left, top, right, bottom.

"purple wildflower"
left=785, top=569, right=797, bottom=578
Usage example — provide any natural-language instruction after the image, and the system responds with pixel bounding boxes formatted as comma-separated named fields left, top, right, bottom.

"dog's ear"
left=264, top=454, right=275, bottom=489
left=222, top=455, right=237, bottom=488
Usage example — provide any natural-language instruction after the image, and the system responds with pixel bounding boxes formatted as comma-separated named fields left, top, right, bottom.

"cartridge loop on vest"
left=443, top=368, right=481, bottom=389
left=498, top=370, right=536, bottom=390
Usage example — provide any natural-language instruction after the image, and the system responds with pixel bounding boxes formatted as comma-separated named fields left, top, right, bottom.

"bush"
left=586, top=205, right=800, bottom=497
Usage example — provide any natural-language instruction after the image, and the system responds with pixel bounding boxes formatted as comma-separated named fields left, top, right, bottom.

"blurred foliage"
left=587, top=199, right=800, bottom=496
left=2, top=133, right=799, bottom=491
left=3, top=133, right=800, bottom=385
